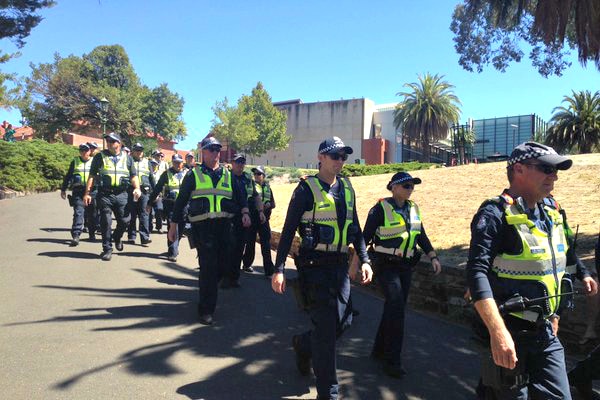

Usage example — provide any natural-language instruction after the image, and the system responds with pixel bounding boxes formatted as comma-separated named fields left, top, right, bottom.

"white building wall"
left=373, top=103, right=401, bottom=163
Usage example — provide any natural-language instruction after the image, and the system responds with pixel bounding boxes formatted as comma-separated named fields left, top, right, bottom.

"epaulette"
left=543, top=196, right=560, bottom=210
left=478, top=193, right=512, bottom=210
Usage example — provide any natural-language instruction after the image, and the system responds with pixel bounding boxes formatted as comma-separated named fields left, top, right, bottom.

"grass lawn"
left=268, top=153, right=600, bottom=269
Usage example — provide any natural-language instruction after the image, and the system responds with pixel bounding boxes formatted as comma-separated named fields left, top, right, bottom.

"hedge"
left=0, top=140, right=78, bottom=192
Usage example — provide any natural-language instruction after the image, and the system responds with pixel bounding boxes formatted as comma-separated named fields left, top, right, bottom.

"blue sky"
left=1, top=0, right=598, bottom=150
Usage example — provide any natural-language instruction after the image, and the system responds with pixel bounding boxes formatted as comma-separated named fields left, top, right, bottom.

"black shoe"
left=101, top=249, right=112, bottom=261
left=115, top=240, right=124, bottom=251
left=243, top=266, right=254, bottom=273
left=156, top=228, right=163, bottom=234
left=70, top=236, right=80, bottom=247
left=125, top=239, right=135, bottom=244
left=383, top=362, right=406, bottom=379
left=141, top=239, right=152, bottom=247
left=198, top=314, right=213, bottom=325
left=292, top=335, right=311, bottom=376
left=167, top=255, right=177, bottom=262
left=89, top=234, right=96, bottom=242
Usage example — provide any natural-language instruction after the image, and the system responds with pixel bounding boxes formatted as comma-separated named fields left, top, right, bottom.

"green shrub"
left=0, top=140, right=79, bottom=192
left=341, top=162, right=438, bottom=177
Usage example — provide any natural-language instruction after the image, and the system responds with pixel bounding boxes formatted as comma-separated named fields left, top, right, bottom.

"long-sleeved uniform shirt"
left=149, top=167, right=185, bottom=205
left=170, top=163, right=248, bottom=224
left=466, top=190, right=590, bottom=304
left=274, top=176, right=369, bottom=273
left=61, top=156, right=93, bottom=192
left=362, top=198, right=434, bottom=255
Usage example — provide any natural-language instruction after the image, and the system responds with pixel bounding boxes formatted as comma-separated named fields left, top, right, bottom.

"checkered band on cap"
left=507, top=146, right=557, bottom=166
left=389, top=176, right=414, bottom=186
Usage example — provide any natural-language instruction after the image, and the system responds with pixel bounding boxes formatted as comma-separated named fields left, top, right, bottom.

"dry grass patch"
left=269, top=153, right=600, bottom=269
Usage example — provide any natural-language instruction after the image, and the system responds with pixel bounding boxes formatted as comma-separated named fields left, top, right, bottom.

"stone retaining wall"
left=270, top=231, right=598, bottom=353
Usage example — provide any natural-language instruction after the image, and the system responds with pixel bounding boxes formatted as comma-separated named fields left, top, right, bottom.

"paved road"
left=5, top=191, right=582, bottom=400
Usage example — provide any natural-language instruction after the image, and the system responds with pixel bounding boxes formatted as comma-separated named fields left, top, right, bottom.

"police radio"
left=301, top=203, right=317, bottom=249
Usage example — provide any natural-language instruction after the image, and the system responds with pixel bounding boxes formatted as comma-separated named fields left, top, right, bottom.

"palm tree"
left=545, top=90, right=600, bottom=154
left=454, top=124, right=476, bottom=164
left=394, top=73, right=461, bottom=162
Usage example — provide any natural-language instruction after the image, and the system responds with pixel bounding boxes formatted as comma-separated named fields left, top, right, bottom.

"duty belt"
left=295, top=254, right=349, bottom=268
left=189, top=211, right=235, bottom=222
left=373, top=245, right=404, bottom=257
left=314, top=244, right=349, bottom=253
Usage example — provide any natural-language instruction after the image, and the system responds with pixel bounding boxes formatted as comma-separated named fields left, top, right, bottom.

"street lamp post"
left=510, top=124, right=519, bottom=150
left=100, top=97, right=109, bottom=149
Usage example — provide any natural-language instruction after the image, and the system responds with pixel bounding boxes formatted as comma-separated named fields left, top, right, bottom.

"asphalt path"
left=1, top=191, right=493, bottom=399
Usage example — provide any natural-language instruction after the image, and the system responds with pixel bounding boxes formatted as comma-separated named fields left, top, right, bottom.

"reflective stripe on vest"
left=100, top=153, right=129, bottom=187
left=255, top=182, right=272, bottom=204
left=189, top=166, right=233, bottom=221
left=133, top=159, right=151, bottom=182
left=71, top=156, right=91, bottom=189
left=492, top=202, right=568, bottom=320
left=374, top=199, right=422, bottom=258
left=300, top=176, right=354, bottom=252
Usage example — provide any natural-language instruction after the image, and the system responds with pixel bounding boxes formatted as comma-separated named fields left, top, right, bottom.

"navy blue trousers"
left=372, top=264, right=412, bottom=367
left=192, top=219, right=233, bottom=315
left=491, top=321, right=571, bottom=400
left=70, top=192, right=96, bottom=239
left=242, top=215, right=274, bottom=275
left=127, top=192, right=150, bottom=242
left=227, top=216, right=246, bottom=283
left=295, top=263, right=352, bottom=400
left=98, top=191, right=130, bottom=252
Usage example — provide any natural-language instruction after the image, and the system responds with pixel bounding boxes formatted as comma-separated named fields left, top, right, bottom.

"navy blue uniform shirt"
left=274, top=176, right=369, bottom=273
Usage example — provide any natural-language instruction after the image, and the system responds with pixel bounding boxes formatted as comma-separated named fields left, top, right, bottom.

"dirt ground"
left=269, top=153, right=600, bottom=269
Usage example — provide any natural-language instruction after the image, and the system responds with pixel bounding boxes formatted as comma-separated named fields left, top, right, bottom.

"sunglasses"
left=234, top=159, right=246, bottom=164
left=521, top=162, right=558, bottom=175
left=401, top=183, right=415, bottom=189
left=206, top=146, right=221, bottom=153
left=328, top=153, right=348, bottom=161
left=106, top=139, right=118, bottom=144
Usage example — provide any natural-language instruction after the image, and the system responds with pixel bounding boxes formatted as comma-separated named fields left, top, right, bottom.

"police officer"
left=61, top=143, right=96, bottom=245
left=85, top=141, right=101, bottom=233
left=83, top=133, right=141, bottom=261
left=242, top=165, right=275, bottom=277
left=87, top=141, right=99, bottom=156
left=127, top=143, right=154, bottom=246
left=272, top=136, right=373, bottom=400
left=149, top=154, right=187, bottom=262
left=467, top=142, right=598, bottom=399
left=184, top=152, right=196, bottom=171
left=359, top=171, right=441, bottom=378
left=168, top=137, right=250, bottom=325
left=223, top=153, right=260, bottom=288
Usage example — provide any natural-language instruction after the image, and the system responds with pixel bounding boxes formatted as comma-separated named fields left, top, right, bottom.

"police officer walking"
left=83, top=133, right=141, bottom=261
left=61, top=143, right=96, bottom=246
left=149, top=154, right=187, bottom=262
left=168, top=137, right=250, bottom=325
left=223, top=153, right=259, bottom=288
left=242, top=165, right=275, bottom=277
left=467, top=142, right=598, bottom=399
left=184, top=152, right=196, bottom=171
left=272, top=136, right=373, bottom=400
left=127, top=143, right=154, bottom=246
left=359, top=171, right=441, bottom=378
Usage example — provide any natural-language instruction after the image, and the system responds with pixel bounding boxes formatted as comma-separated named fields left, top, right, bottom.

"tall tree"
left=18, top=45, right=187, bottom=143
left=211, top=82, right=289, bottom=156
left=545, top=90, right=600, bottom=154
left=450, top=0, right=600, bottom=77
left=0, top=0, right=56, bottom=108
left=393, top=73, right=461, bottom=162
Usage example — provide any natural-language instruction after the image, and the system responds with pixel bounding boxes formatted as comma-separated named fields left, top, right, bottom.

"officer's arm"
left=149, top=172, right=167, bottom=205
left=269, top=186, right=275, bottom=209
left=61, top=160, right=75, bottom=193
left=84, top=154, right=102, bottom=196
left=474, top=298, right=517, bottom=369
left=274, top=184, right=311, bottom=274
left=362, top=204, right=383, bottom=246
left=351, top=207, right=370, bottom=264
left=128, top=157, right=140, bottom=190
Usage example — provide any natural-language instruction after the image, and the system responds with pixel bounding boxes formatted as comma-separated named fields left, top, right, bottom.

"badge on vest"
left=557, top=244, right=565, bottom=252
left=530, top=248, right=546, bottom=254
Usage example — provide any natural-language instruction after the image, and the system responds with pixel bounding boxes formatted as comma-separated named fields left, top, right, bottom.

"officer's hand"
left=359, top=263, right=373, bottom=285
left=550, top=315, right=560, bottom=336
left=271, top=272, right=285, bottom=294
left=583, top=276, right=598, bottom=296
left=259, top=211, right=266, bottom=224
left=490, top=327, right=518, bottom=370
left=60, top=190, right=66, bottom=200
left=132, top=188, right=142, bottom=202
left=83, top=194, right=92, bottom=206
left=167, top=222, right=178, bottom=243
left=431, top=258, right=442, bottom=275
left=242, top=213, right=251, bottom=228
